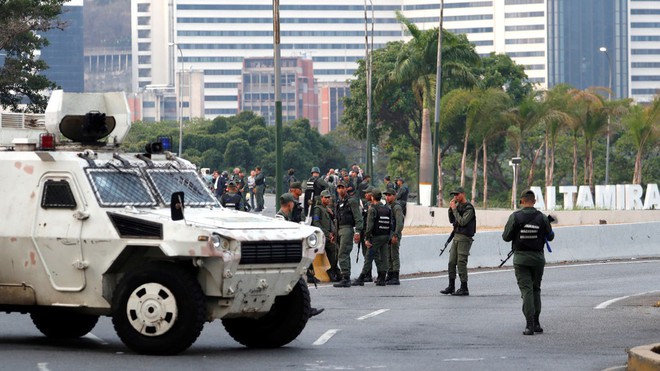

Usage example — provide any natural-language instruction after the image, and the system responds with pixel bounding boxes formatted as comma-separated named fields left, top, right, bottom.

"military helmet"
left=311, top=166, right=320, bottom=174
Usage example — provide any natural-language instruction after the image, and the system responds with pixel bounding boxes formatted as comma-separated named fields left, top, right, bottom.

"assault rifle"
left=439, top=231, right=455, bottom=257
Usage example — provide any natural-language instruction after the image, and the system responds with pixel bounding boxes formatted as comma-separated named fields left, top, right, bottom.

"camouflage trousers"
left=447, top=237, right=473, bottom=282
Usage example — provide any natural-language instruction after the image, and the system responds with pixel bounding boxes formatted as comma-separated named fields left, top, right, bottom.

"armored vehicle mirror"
left=171, top=192, right=185, bottom=221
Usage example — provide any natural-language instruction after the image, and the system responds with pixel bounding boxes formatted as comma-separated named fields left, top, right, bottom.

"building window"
left=507, top=51, right=545, bottom=57
left=524, top=64, right=545, bottom=70
left=138, top=69, right=151, bottom=77
left=632, top=62, right=660, bottom=68
left=505, top=24, right=545, bottom=31
left=137, top=16, right=150, bottom=26
left=138, top=43, right=150, bottom=52
left=137, top=29, right=151, bottom=39
left=631, top=76, right=660, bottom=81
left=137, top=3, right=150, bottom=12
left=506, top=38, right=545, bottom=44
left=631, top=49, right=660, bottom=55
left=505, top=0, right=544, bottom=4
left=138, top=56, right=151, bottom=64
left=631, top=22, right=660, bottom=28
left=505, top=11, right=544, bottom=18
left=631, top=9, right=660, bottom=15
left=631, top=35, right=660, bottom=42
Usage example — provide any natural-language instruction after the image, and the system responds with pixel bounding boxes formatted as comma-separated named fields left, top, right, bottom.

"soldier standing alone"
left=384, top=188, right=404, bottom=285
left=440, top=187, right=476, bottom=296
left=502, top=190, right=554, bottom=335
left=332, top=181, right=363, bottom=288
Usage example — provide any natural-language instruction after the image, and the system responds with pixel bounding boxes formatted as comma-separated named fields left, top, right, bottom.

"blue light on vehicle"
left=157, top=135, right=172, bottom=151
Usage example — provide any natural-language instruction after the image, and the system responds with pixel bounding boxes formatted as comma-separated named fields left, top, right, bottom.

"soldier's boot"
left=307, top=272, right=320, bottom=284
left=333, top=274, right=351, bottom=288
left=534, top=316, right=543, bottom=333
left=325, top=269, right=336, bottom=282
left=440, top=278, right=455, bottom=295
left=523, top=318, right=535, bottom=336
left=375, top=271, right=387, bottom=286
left=452, top=281, right=469, bottom=296
left=363, top=270, right=373, bottom=282
left=386, top=271, right=400, bottom=286
left=351, top=273, right=366, bottom=286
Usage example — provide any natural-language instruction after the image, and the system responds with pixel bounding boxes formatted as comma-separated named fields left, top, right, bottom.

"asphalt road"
left=1, top=259, right=659, bottom=371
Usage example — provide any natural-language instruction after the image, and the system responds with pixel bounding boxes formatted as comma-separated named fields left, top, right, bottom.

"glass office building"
left=40, top=1, right=85, bottom=93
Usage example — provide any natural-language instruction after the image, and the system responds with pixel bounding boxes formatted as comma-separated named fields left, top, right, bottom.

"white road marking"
left=443, top=358, right=485, bottom=362
left=84, top=333, right=109, bottom=345
left=312, top=329, right=340, bottom=346
left=594, top=289, right=660, bottom=309
left=357, top=309, right=390, bottom=321
left=37, top=363, right=50, bottom=371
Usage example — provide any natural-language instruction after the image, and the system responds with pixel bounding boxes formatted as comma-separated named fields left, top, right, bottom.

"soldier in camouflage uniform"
left=440, top=187, right=476, bottom=296
left=352, top=186, right=376, bottom=285
left=384, top=188, right=404, bottom=285
left=312, top=190, right=339, bottom=282
left=363, top=190, right=392, bottom=286
left=332, top=180, right=363, bottom=288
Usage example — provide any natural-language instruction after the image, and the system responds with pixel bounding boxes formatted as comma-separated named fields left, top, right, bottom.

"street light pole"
left=599, top=46, right=612, bottom=185
left=273, top=0, right=283, bottom=201
left=169, top=42, right=184, bottom=155
left=364, top=0, right=373, bottom=180
left=431, top=0, right=444, bottom=206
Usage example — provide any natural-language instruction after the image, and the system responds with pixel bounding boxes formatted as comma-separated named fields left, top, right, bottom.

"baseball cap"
left=320, top=190, right=332, bottom=198
left=280, top=193, right=295, bottom=204
left=289, top=181, right=302, bottom=190
left=449, top=187, right=465, bottom=195
left=337, top=180, right=347, bottom=188
left=520, top=189, right=536, bottom=200
left=383, top=189, right=396, bottom=196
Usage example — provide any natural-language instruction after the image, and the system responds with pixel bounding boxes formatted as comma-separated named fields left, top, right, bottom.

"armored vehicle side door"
left=32, top=172, right=87, bottom=292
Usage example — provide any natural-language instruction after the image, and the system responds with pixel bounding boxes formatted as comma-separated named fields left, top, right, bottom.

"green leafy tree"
left=476, top=53, right=533, bottom=104
left=623, top=96, right=660, bottom=184
left=0, top=0, right=67, bottom=112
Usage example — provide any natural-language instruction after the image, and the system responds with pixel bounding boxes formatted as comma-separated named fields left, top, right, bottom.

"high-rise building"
left=629, top=0, right=660, bottom=102
left=319, top=82, right=350, bottom=134
left=547, top=0, right=629, bottom=99
left=238, top=57, right=318, bottom=127
left=40, top=0, right=85, bottom=93
left=131, top=0, right=660, bottom=125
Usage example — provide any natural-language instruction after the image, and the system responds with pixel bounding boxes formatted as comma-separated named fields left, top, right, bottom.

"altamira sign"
left=529, top=184, right=659, bottom=211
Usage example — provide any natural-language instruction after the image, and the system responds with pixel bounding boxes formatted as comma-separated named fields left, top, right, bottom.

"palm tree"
left=463, top=88, right=510, bottom=192
left=568, top=88, right=608, bottom=188
left=543, top=84, right=574, bottom=188
left=393, top=12, right=479, bottom=202
left=624, top=96, right=660, bottom=184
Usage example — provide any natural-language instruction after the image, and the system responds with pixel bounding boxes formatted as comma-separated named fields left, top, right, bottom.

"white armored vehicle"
left=0, top=91, right=324, bottom=354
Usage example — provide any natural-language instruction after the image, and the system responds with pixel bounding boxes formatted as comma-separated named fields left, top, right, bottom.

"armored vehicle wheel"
left=31, top=309, right=99, bottom=339
left=222, top=278, right=311, bottom=348
left=111, top=262, right=206, bottom=355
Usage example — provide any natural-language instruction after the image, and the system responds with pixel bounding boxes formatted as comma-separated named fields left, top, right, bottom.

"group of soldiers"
left=211, top=166, right=266, bottom=212
left=276, top=167, right=409, bottom=288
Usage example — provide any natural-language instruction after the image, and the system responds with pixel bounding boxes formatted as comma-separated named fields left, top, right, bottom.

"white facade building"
left=629, top=0, right=660, bottom=102
left=131, top=0, right=658, bottom=122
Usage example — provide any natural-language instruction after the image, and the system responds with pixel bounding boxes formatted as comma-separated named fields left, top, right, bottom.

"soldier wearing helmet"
left=303, top=166, right=328, bottom=218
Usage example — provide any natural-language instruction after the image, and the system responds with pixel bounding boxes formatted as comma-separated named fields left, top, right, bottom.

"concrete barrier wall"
left=403, top=204, right=660, bottom=228
left=349, top=221, right=660, bottom=275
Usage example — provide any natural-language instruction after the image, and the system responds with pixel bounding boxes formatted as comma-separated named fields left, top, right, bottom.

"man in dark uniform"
left=363, top=190, right=392, bottom=286
left=440, top=187, right=476, bottom=296
left=357, top=174, right=371, bottom=203
left=384, top=188, right=404, bottom=285
left=352, top=186, right=376, bottom=286
left=254, top=166, right=266, bottom=212
left=502, top=190, right=554, bottom=335
left=304, top=166, right=328, bottom=218
left=288, top=182, right=304, bottom=223
left=395, top=177, right=409, bottom=216
left=332, top=180, right=363, bottom=288
left=220, top=181, right=245, bottom=211
left=384, top=175, right=396, bottom=192
left=312, top=190, right=339, bottom=282
left=276, top=193, right=324, bottom=317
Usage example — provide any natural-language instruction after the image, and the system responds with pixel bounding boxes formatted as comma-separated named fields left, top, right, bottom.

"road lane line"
left=37, top=363, right=50, bottom=371
left=84, top=333, right=109, bottom=345
left=312, top=329, right=340, bottom=345
left=357, top=309, right=390, bottom=321
left=594, top=289, right=660, bottom=309
left=443, top=358, right=484, bottom=362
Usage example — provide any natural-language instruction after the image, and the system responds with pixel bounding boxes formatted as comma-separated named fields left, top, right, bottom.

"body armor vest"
left=373, top=204, right=393, bottom=236
left=337, top=198, right=355, bottom=226
left=513, top=210, right=545, bottom=252
left=221, top=193, right=242, bottom=210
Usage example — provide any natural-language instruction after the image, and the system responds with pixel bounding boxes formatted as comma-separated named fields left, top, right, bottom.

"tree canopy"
left=0, top=0, right=66, bottom=112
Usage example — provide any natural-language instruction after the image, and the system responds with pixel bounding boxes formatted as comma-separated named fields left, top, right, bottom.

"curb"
left=627, top=343, right=660, bottom=371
